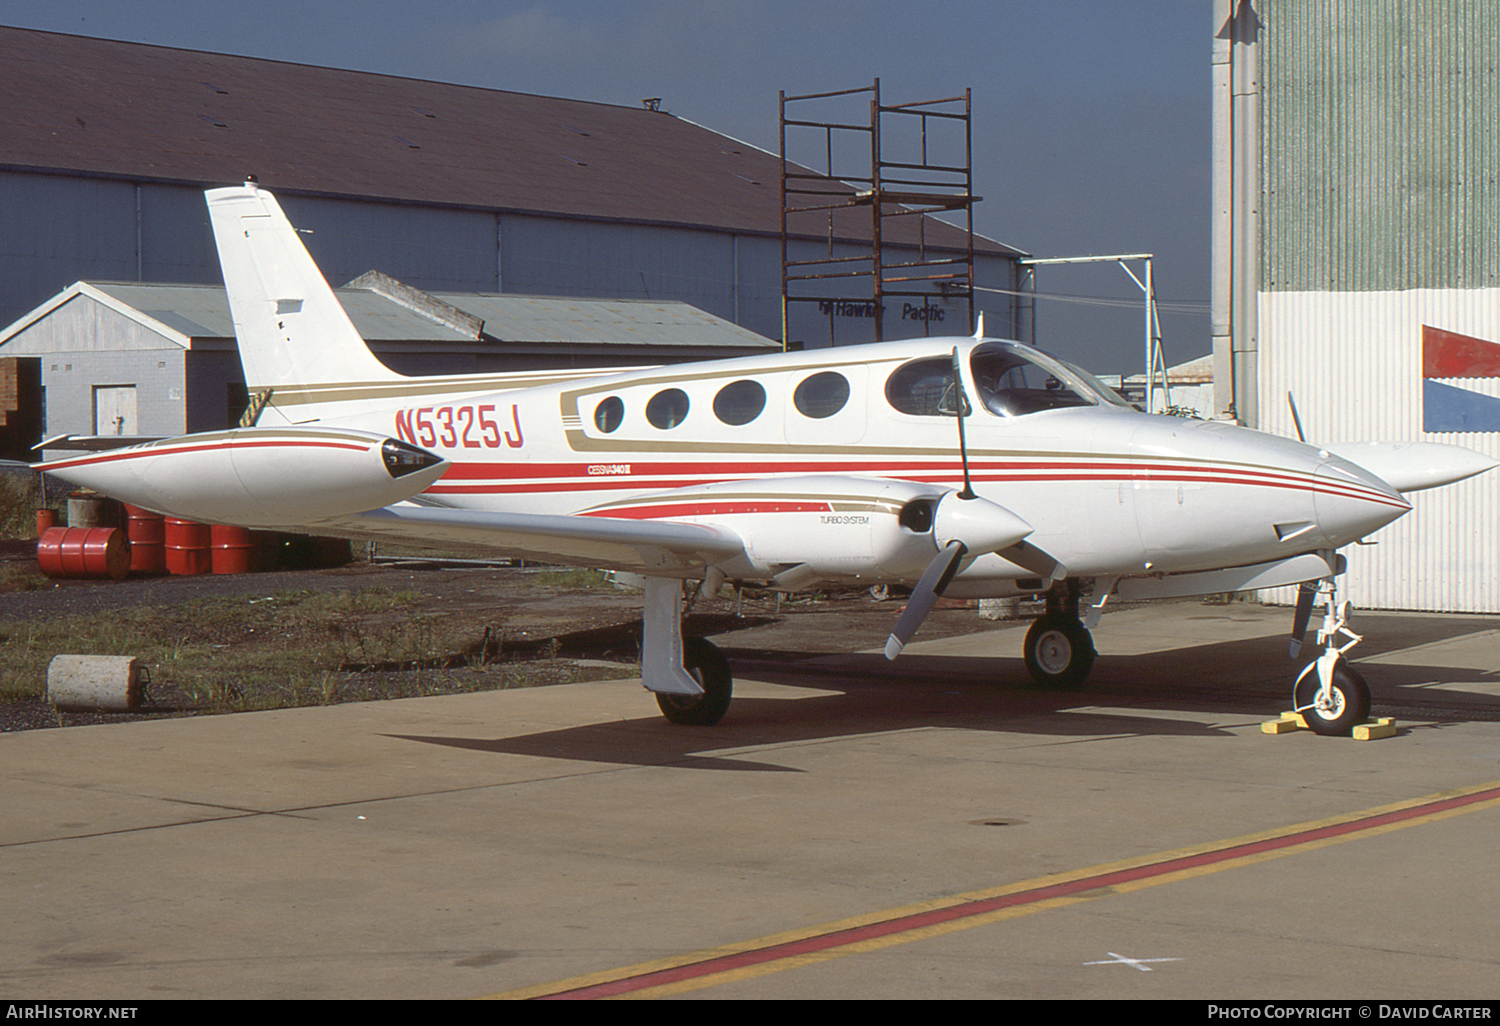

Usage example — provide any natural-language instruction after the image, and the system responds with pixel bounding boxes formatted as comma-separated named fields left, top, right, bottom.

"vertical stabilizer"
left=206, top=183, right=402, bottom=423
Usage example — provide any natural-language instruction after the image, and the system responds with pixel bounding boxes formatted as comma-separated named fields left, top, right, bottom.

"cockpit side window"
left=885, top=357, right=965, bottom=416
left=970, top=344, right=1094, bottom=417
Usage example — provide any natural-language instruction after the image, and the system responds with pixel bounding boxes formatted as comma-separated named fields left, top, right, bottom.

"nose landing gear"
left=1290, top=572, right=1371, bottom=736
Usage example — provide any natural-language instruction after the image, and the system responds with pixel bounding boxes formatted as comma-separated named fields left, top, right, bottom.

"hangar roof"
left=0, top=280, right=777, bottom=359
left=0, top=26, right=1015, bottom=255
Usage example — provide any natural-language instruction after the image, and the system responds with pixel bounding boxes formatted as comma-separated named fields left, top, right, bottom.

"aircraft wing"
left=318, top=505, right=747, bottom=576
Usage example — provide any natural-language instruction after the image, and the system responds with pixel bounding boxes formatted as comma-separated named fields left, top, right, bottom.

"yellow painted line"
left=481, top=778, right=1500, bottom=999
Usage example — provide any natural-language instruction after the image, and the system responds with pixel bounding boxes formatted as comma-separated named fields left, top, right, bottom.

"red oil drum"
left=210, top=524, right=259, bottom=574
left=164, top=518, right=212, bottom=575
left=123, top=504, right=166, bottom=574
left=36, top=527, right=131, bottom=581
left=35, top=508, right=58, bottom=537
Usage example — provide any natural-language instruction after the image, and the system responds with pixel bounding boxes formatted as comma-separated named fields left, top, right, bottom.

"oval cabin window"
left=593, top=396, right=624, bottom=433
left=645, top=388, right=690, bottom=429
left=792, top=371, right=850, bottom=419
left=712, top=380, right=766, bottom=426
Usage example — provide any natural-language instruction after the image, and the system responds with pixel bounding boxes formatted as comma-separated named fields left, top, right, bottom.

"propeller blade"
left=1287, top=391, right=1307, bottom=443
left=885, top=540, right=967, bottom=660
left=1288, top=580, right=1317, bottom=658
left=998, top=539, right=1068, bottom=582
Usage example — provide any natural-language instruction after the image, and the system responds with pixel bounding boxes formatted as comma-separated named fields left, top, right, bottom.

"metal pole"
left=1144, top=257, right=1154, bottom=412
left=870, top=78, right=883, bottom=343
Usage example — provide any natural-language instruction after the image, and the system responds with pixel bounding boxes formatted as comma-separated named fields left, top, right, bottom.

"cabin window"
left=885, top=358, right=964, bottom=417
left=969, top=344, right=1095, bottom=417
left=713, top=379, right=766, bottom=426
left=792, top=371, right=850, bottom=419
left=645, top=388, right=690, bottom=429
left=593, top=396, right=624, bottom=433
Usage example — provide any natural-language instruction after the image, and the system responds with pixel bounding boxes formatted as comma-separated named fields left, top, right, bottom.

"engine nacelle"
left=578, top=475, right=1032, bottom=583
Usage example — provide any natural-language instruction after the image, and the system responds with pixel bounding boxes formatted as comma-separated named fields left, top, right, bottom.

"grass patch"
left=0, top=586, right=619, bottom=715
left=0, top=470, right=59, bottom=539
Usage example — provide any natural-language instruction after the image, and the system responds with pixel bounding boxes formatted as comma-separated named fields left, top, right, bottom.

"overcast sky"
left=3, top=1, right=1212, bottom=373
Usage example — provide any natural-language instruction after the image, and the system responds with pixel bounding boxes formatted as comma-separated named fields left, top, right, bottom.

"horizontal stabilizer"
left=36, top=434, right=166, bottom=452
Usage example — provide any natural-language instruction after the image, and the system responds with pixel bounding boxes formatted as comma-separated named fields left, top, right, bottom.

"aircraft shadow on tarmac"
left=376, top=629, right=1496, bottom=770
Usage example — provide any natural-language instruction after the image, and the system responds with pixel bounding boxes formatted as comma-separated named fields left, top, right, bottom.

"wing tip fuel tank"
left=1320, top=441, right=1499, bottom=494
left=38, top=428, right=447, bottom=529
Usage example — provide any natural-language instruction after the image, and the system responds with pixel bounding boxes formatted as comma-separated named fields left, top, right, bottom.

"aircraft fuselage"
left=316, top=335, right=1410, bottom=590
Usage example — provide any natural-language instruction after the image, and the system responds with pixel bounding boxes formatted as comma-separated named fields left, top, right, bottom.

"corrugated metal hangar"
left=1212, top=0, right=1500, bottom=612
left=0, top=26, right=1023, bottom=460
left=0, top=278, right=776, bottom=451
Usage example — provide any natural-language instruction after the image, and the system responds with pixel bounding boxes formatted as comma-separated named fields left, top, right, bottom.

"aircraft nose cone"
left=1313, top=459, right=1412, bottom=547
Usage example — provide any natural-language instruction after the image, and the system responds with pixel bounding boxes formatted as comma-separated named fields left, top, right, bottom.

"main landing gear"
left=641, top=577, right=732, bottom=726
left=1022, top=579, right=1097, bottom=688
left=656, top=636, right=732, bottom=726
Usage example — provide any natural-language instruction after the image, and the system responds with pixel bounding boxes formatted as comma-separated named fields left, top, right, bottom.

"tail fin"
left=206, top=183, right=402, bottom=424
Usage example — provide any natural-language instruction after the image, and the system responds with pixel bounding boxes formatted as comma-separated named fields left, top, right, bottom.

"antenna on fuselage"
left=951, top=347, right=977, bottom=501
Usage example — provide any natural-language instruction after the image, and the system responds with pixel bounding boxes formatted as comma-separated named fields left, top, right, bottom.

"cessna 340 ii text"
left=39, top=182, right=1498, bottom=733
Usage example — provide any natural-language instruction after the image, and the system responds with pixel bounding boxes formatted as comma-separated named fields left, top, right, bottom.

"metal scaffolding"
left=779, top=79, right=976, bottom=348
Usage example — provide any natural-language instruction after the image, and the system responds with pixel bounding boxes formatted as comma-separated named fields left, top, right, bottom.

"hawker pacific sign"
left=1423, top=325, right=1500, bottom=433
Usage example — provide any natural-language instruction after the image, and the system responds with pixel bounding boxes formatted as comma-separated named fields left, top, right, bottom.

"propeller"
left=885, top=351, right=1055, bottom=660
left=885, top=539, right=968, bottom=659
left=884, top=491, right=1035, bottom=660
left=1287, top=391, right=1307, bottom=443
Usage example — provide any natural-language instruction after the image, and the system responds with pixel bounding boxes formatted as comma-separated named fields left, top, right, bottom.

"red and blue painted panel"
left=1423, top=325, right=1500, bottom=433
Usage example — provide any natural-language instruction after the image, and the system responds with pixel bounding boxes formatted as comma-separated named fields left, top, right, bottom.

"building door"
left=94, top=385, right=138, bottom=436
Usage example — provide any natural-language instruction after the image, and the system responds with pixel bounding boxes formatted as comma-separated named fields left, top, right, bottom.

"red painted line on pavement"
left=534, top=783, right=1500, bottom=999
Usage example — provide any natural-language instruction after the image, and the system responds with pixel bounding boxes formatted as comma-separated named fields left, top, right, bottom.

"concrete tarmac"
left=3, top=600, right=1498, bottom=1000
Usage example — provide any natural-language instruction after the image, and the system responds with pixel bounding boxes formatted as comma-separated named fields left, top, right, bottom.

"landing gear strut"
left=1291, top=572, right=1370, bottom=736
left=1023, top=579, right=1096, bottom=687
left=641, top=577, right=733, bottom=725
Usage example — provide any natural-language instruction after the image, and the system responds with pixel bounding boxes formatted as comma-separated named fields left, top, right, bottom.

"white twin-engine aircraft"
left=40, top=183, right=1497, bottom=733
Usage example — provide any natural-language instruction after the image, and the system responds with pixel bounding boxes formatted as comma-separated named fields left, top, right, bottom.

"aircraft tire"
left=1023, top=613, right=1096, bottom=688
left=655, top=637, right=733, bottom=725
left=1293, top=660, right=1369, bottom=736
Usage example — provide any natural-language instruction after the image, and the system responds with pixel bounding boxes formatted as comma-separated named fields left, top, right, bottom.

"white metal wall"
left=1259, top=288, right=1500, bottom=612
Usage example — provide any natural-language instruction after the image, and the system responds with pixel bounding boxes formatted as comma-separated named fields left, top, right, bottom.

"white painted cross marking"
left=1083, top=951, right=1183, bottom=972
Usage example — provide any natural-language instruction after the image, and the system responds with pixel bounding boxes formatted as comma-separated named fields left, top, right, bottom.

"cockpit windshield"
left=969, top=342, right=1126, bottom=417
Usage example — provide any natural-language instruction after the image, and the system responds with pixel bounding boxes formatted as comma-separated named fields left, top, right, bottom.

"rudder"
left=206, top=183, right=402, bottom=424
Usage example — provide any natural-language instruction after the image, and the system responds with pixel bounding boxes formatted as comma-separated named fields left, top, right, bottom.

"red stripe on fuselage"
left=422, top=458, right=1409, bottom=511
